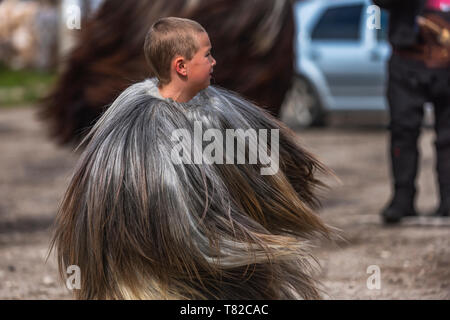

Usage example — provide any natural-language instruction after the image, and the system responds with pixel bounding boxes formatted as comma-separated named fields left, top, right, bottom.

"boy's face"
left=185, top=32, right=216, bottom=93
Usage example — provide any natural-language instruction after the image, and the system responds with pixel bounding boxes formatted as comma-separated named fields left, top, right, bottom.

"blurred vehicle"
left=282, top=0, right=391, bottom=127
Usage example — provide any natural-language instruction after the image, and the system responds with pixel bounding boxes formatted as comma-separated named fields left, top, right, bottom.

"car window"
left=311, top=4, right=364, bottom=41
left=376, top=10, right=389, bottom=41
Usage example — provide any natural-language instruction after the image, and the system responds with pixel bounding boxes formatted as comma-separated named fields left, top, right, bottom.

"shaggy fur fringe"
left=50, top=78, right=331, bottom=299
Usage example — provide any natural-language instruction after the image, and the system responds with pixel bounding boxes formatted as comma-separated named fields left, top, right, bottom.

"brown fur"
left=40, top=0, right=294, bottom=144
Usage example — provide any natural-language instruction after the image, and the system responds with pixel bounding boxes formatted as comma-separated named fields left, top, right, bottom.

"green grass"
left=0, top=64, right=56, bottom=107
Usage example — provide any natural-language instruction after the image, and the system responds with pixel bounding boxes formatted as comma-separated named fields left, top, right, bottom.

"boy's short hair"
left=144, top=17, right=206, bottom=85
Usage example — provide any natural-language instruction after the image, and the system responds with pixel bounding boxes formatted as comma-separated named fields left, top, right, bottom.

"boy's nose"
left=212, top=57, right=216, bottom=66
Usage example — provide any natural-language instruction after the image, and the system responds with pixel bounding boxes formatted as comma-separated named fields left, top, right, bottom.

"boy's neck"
left=158, top=81, right=197, bottom=103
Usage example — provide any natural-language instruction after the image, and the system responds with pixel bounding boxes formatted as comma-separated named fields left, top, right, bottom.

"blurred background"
left=0, top=0, right=448, bottom=299
left=0, top=0, right=434, bottom=125
left=0, top=0, right=103, bottom=107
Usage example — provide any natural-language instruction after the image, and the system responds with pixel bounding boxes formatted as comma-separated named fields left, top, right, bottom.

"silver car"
left=281, top=0, right=391, bottom=127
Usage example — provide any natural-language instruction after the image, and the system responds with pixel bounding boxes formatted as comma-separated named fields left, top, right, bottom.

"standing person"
left=50, top=17, right=332, bottom=299
left=374, top=0, right=450, bottom=223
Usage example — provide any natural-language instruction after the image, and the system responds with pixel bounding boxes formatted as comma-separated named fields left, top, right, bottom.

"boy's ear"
left=174, top=57, right=187, bottom=76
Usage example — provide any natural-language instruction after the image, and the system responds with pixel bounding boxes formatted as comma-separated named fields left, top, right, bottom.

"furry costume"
left=40, top=0, right=294, bottom=145
left=50, top=78, right=331, bottom=300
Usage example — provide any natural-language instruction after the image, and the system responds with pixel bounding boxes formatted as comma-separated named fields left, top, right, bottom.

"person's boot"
left=433, top=183, right=450, bottom=216
left=381, top=189, right=417, bottom=224
left=384, top=116, right=421, bottom=224
left=434, top=196, right=450, bottom=217
left=434, top=204, right=449, bottom=216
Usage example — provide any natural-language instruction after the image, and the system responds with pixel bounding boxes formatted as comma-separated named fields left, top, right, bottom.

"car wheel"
left=281, top=77, right=326, bottom=128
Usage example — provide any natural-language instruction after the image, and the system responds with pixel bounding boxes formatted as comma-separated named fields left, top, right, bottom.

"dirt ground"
left=0, top=106, right=448, bottom=300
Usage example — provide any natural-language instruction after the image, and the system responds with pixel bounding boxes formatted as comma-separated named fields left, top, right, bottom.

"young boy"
left=144, top=17, right=216, bottom=102
left=50, top=17, right=331, bottom=300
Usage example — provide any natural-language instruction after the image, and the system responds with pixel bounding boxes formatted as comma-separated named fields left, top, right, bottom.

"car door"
left=308, top=1, right=384, bottom=110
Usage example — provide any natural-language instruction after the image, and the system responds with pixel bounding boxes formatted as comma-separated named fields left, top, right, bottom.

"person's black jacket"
left=373, top=0, right=426, bottom=48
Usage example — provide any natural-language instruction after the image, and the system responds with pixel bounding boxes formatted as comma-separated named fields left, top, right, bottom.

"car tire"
left=281, top=76, right=326, bottom=128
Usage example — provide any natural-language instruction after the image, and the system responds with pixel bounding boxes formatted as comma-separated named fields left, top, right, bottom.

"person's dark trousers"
left=383, top=54, right=450, bottom=222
